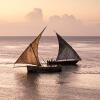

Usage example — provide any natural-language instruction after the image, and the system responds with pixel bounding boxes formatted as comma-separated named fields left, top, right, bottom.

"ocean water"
left=0, top=36, right=100, bottom=100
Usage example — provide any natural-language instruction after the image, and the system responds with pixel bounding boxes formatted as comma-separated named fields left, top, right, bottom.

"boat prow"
left=27, top=65, right=62, bottom=73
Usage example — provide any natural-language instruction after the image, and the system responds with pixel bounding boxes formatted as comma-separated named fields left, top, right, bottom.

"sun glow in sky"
left=0, top=0, right=100, bottom=36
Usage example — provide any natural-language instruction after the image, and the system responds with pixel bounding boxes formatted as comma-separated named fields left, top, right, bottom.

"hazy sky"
left=0, top=0, right=100, bottom=36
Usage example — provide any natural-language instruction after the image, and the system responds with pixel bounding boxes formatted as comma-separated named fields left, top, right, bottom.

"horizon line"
left=0, top=35, right=100, bottom=37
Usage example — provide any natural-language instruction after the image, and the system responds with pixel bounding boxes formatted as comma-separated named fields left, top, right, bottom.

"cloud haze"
left=0, top=8, right=100, bottom=36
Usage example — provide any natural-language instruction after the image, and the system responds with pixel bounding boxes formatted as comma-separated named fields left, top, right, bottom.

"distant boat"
left=15, top=27, right=62, bottom=73
left=47, top=33, right=81, bottom=65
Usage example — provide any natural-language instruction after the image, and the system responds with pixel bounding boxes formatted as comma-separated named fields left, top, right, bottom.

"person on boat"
left=47, top=59, right=51, bottom=65
left=51, top=58, right=53, bottom=62
left=47, top=60, right=49, bottom=64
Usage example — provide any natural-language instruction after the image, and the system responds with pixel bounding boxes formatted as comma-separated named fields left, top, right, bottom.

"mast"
left=15, top=27, right=47, bottom=66
left=56, top=33, right=81, bottom=61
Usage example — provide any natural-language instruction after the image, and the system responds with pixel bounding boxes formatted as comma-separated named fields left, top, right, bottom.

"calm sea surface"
left=0, top=36, right=100, bottom=100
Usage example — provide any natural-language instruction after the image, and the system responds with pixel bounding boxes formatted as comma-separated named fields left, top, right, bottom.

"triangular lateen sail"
left=15, top=27, right=46, bottom=66
left=56, top=33, right=81, bottom=61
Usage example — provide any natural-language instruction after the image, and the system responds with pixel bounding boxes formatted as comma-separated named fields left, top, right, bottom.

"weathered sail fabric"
left=56, top=33, right=81, bottom=61
left=15, top=27, right=46, bottom=65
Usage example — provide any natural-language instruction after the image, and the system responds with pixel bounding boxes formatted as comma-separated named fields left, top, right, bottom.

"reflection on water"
left=15, top=73, right=40, bottom=100
left=0, top=64, right=100, bottom=100
left=13, top=65, right=100, bottom=100
left=13, top=65, right=79, bottom=100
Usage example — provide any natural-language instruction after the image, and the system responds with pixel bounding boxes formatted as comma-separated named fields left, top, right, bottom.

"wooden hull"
left=27, top=65, right=62, bottom=73
left=47, top=60, right=79, bottom=65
